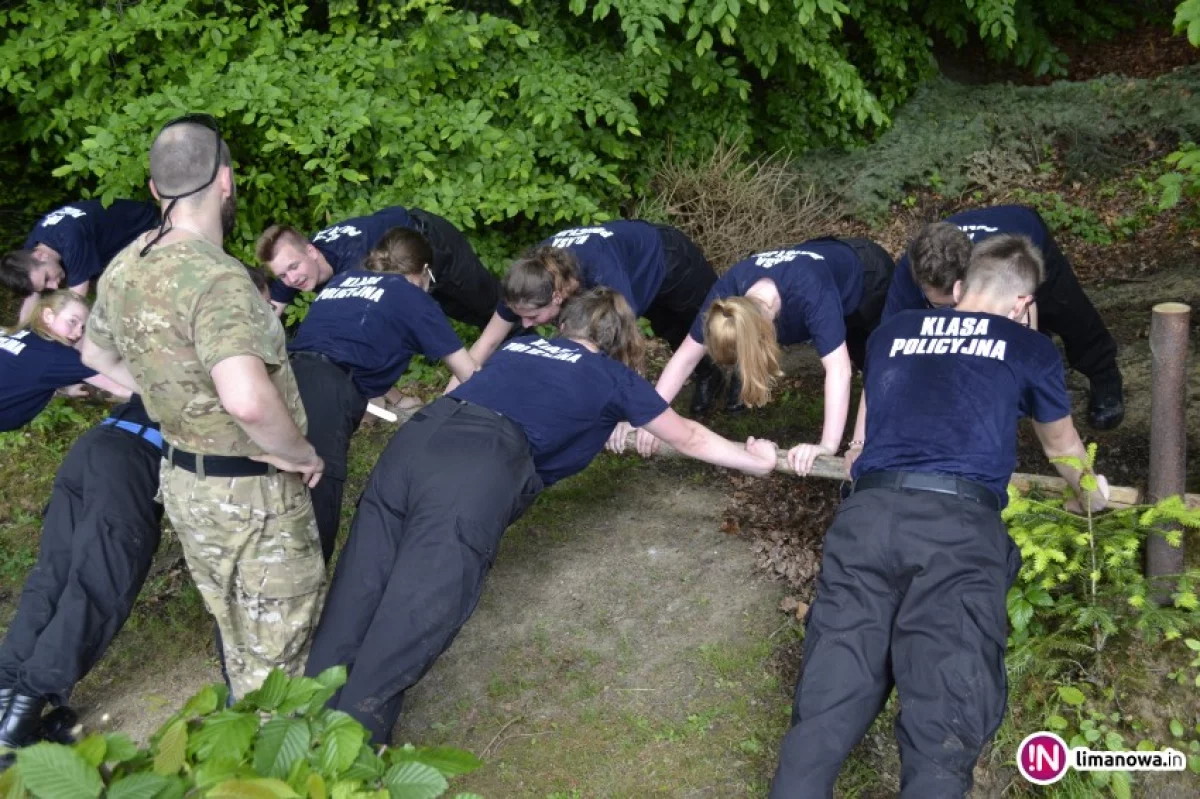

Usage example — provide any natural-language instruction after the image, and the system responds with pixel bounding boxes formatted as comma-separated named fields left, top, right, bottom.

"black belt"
left=164, top=444, right=276, bottom=478
left=851, top=470, right=1001, bottom=511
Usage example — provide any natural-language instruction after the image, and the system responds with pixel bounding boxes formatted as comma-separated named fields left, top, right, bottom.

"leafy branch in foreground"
left=0, top=666, right=483, bottom=799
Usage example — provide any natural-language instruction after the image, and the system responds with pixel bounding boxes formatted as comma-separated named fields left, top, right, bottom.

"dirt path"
left=67, top=462, right=793, bottom=796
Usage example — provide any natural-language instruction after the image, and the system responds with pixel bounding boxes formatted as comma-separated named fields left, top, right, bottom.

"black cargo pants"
left=289, top=351, right=369, bottom=563
left=0, top=424, right=162, bottom=706
left=1035, top=228, right=1119, bottom=382
left=770, top=485, right=1021, bottom=798
left=305, top=396, right=543, bottom=743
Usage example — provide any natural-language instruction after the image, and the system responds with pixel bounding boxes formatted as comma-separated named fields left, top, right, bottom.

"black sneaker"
left=1088, top=371, right=1124, bottom=431
left=726, top=373, right=747, bottom=414
left=689, top=366, right=725, bottom=416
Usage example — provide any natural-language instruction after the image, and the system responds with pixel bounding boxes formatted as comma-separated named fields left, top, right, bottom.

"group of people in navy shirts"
left=0, top=194, right=1117, bottom=796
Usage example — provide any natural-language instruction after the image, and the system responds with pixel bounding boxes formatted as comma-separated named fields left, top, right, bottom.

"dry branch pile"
left=640, top=137, right=842, bottom=271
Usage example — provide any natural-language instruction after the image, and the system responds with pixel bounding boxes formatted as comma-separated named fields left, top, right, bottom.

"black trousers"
left=0, top=425, right=162, bottom=706
left=771, top=486, right=1021, bottom=798
left=646, top=225, right=719, bottom=351
left=289, top=352, right=368, bottom=563
left=840, top=238, right=896, bottom=370
left=1035, top=230, right=1119, bottom=381
left=410, top=208, right=500, bottom=329
left=305, top=397, right=543, bottom=743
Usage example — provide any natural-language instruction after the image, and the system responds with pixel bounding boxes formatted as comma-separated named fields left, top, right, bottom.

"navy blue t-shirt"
left=0, top=329, right=97, bottom=432
left=449, top=335, right=669, bottom=485
left=269, top=206, right=419, bottom=304
left=851, top=308, right=1071, bottom=505
left=24, top=200, right=160, bottom=287
left=289, top=270, right=463, bottom=399
left=497, top=221, right=667, bottom=321
left=882, top=205, right=1048, bottom=321
left=689, top=239, right=865, bottom=356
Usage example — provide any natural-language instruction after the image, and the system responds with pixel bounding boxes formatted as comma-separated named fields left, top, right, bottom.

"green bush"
left=0, top=666, right=483, bottom=799
left=0, top=0, right=1141, bottom=268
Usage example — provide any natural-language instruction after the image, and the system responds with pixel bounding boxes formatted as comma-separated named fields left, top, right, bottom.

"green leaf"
left=208, top=778, right=300, bottom=799
left=1185, top=638, right=1200, bottom=652
left=193, top=756, right=245, bottom=789
left=15, top=742, right=103, bottom=799
left=254, top=718, right=312, bottom=779
left=153, top=719, right=188, bottom=776
left=381, top=761, right=448, bottom=799
left=1058, top=686, right=1086, bottom=706
left=75, top=734, right=106, bottom=767
left=190, top=710, right=259, bottom=762
left=244, top=669, right=289, bottom=711
left=1046, top=714, right=1069, bottom=731
left=104, top=733, right=141, bottom=764
left=1171, top=719, right=1185, bottom=738
left=181, top=685, right=224, bottom=718
left=317, top=712, right=366, bottom=776
left=105, top=773, right=173, bottom=799
left=388, top=746, right=482, bottom=777
left=1105, top=731, right=1125, bottom=751
left=1111, top=770, right=1132, bottom=799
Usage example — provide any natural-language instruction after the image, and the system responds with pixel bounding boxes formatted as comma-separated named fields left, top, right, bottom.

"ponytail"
left=558, top=287, right=646, bottom=372
left=502, top=245, right=582, bottom=312
left=703, top=297, right=781, bottom=407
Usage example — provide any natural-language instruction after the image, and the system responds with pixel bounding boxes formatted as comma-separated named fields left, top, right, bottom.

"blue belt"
left=100, top=417, right=164, bottom=451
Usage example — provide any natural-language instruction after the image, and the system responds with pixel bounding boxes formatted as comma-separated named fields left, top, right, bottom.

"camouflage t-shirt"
left=88, top=236, right=306, bottom=456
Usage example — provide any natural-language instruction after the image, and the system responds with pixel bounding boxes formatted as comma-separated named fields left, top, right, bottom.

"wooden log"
left=379, top=404, right=1198, bottom=509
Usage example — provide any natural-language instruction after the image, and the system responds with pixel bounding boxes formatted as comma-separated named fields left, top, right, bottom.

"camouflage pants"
left=159, top=463, right=326, bottom=698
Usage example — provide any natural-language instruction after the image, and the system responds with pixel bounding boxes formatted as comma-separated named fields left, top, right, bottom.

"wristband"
left=848, top=440, right=864, bottom=449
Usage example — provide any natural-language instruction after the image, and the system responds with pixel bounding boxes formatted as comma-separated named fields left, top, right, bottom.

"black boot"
left=689, top=359, right=724, bottom=416
left=1088, top=369, right=1124, bottom=431
left=38, top=706, right=79, bottom=745
left=726, top=372, right=746, bottom=414
left=0, top=694, right=45, bottom=750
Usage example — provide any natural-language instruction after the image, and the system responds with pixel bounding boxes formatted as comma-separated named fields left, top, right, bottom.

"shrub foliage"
left=0, top=1, right=1136, bottom=266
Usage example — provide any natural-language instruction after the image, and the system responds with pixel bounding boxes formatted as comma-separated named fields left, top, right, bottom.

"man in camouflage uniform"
left=81, top=115, right=327, bottom=698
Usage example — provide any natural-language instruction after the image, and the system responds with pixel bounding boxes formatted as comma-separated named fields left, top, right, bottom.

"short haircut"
left=557, top=287, right=646, bottom=372
left=0, top=249, right=41, bottom=294
left=149, top=122, right=231, bottom=198
left=909, top=222, right=972, bottom=293
left=255, top=224, right=308, bottom=264
left=961, top=234, right=1045, bottom=298
left=502, top=245, right=582, bottom=309
left=364, top=227, right=433, bottom=276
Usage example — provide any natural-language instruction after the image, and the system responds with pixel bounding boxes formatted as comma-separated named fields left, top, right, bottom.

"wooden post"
left=1146, top=302, right=1191, bottom=597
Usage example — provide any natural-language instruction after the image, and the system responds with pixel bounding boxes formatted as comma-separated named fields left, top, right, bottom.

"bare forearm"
left=236, top=407, right=316, bottom=463
left=468, top=315, right=511, bottom=366
left=84, top=373, right=133, bottom=399
left=672, top=419, right=767, bottom=473
left=654, top=336, right=706, bottom=404
left=820, top=362, right=852, bottom=451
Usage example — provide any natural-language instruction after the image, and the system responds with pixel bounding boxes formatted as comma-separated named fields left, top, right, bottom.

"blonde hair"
left=703, top=297, right=782, bottom=407
left=7, top=290, right=90, bottom=345
left=558, top=287, right=646, bottom=372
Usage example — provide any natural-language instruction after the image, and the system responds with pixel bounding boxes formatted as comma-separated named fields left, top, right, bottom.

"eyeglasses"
left=141, top=112, right=224, bottom=257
